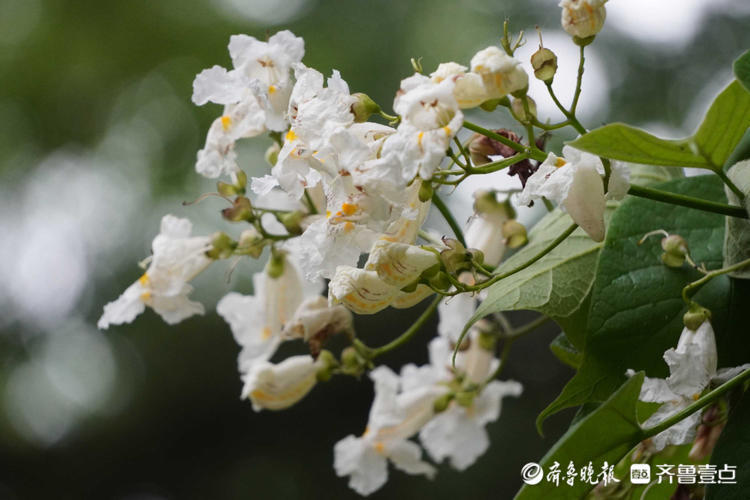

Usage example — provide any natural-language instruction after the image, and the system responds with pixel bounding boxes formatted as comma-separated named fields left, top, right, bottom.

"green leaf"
left=466, top=208, right=606, bottom=348
left=706, top=392, right=750, bottom=500
left=515, top=374, right=645, bottom=500
left=723, top=163, right=750, bottom=278
left=733, top=49, right=750, bottom=92
left=568, top=124, right=708, bottom=168
left=550, top=333, right=582, bottom=369
left=569, top=81, right=750, bottom=171
left=538, top=176, right=750, bottom=429
left=693, top=80, right=750, bottom=169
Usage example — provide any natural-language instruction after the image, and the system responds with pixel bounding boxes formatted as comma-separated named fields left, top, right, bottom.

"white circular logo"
left=521, top=462, right=544, bottom=485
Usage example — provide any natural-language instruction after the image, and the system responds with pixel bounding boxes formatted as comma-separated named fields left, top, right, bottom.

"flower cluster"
left=334, top=297, right=522, bottom=495
left=94, top=4, right=750, bottom=496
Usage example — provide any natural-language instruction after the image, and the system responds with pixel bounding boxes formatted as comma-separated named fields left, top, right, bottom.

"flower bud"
left=469, top=129, right=522, bottom=165
left=511, top=97, right=537, bottom=124
left=430, top=62, right=488, bottom=109
left=531, top=47, right=558, bottom=82
left=316, top=350, right=339, bottom=382
left=418, top=181, right=434, bottom=202
left=478, top=97, right=508, bottom=112
left=206, top=231, right=236, bottom=259
left=661, top=234, right=688, bottom=268
left=329, top=267, right=399, bottom=314
left=279, top=210, right=304, bottom=236
left=232, top=169, right=247, bottom=190
left=365, top=240, right=440, bottom=288
left=267, top=249, right=287, bottom=279
left=560, top=0, right=607, bottom=40
left=470, top=46, right=528, bottom=100
left=222, top=196, right=254, bottom=222
left=217, top=181, right=239, bottom=197
left=440, top=238, right=473, bottom=275
left=454, top=391, right=476, bottom=408
left=243, top=355, right=319, bottom=411
left=433, top=393, right=454, bottom=413
left=503, top=220, right=528, bottom=249
left=265, top=142, right=280, bottom=166
left=683, top=304, right=712, bottom=332
left=236, top=228, right=265, bottom=258
left=351, top=92, right=381, bottom=123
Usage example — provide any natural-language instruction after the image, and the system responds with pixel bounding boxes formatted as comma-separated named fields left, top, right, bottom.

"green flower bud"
left=267, top=249, right=286, bottom=279
left=573, top=35, right=596, bottom=47
left=206, top=231, right=236, bottom=259
left=221, top=196, right=254, bottom=222
left=341, top=347, right=360, bottom=369
left=511, top=96, right=537, bottom=124
left=440, top=238, right=473, bottom=275
left=477, top=330, right=497, bottom=351
left=315, top=350, right=338, bottom=382
left=433, top=393, right=454, bottom=413
left=531, top=47, right=557, bottom=82
left=454, top=391, right=475, bottom=408
left=279, top=210, right=305, bottom=236
left=661, top=234, right=688, bottom=268
left=233, top=169, right=247, bottom=190
left=217, top=181, right=238, bottom=197
left=683, top=304, right=711, bottom=331
left=428, top=271, right=451, bottom=291
left=236, top=228, right=265, bottom=258
left=502, top=220, right=528, bottom=248
left=479, top=98, right=504, bottom=112
left=265, top=143, right=280, bottom=166
left=351, top=93, right=381, bottom=123
left=418, top=181, right=434, bottom=203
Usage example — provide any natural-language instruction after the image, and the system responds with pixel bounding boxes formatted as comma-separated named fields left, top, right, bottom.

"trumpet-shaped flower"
left=217, top=253, right=322, bottom=373
left=334, top=366, right=441, bottom=496
left=381, top=73, right=463, bottom=182
left=470, top=47, right=528, bottom=100
left=430, top=62, right=488, bottom=109
left=192, top=31, right=305, bottom=177
left=242, top=355, right=320, bottom=411
left=98, top=215, right=212, bottom=329
left=630, top=321, right=750, bottom=451
left=517, top=146, right=629, bottom=241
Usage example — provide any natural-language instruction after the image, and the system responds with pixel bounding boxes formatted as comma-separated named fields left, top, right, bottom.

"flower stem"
left=432, top=192, right=466, bottom=246
left=641, top=368, right=750, bottom=439
left=628, top=184, right=748, bottom=219
left=682, top=256, right=750, bottom=305
left=353, top=295, right=442, bottom=359
left=715, top=168, right=746, bottom=201
left=544, top=82, right=587, bottom=135
left=571, top=45, right=585, bottom=115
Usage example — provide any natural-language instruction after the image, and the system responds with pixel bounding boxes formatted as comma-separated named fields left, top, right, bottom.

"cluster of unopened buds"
left=96, top=0, right=749, bottom=495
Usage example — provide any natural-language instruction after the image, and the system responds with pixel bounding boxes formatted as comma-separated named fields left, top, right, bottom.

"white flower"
left=242, top=355, right=319, bottom=411
left=334, top=366, right=440, bottom=496
left=192, top=31, right=305, bottom=177
left=365, top=240, right=438, bottom=288
left=382, top=73, right=463, bottom=182
left=414, top=331, right=523, bottom=471
left=295, top=176, right=426, bottom=280
left=470, top=47, right=528, bottom=100
left=464, top=190, right=513, bottom=267
left=98, top=215, right=212, bottom=329
left=560, top=0, right=608, bottom=39
left=631, top=321, right=750, bottom=451
left=281, top=295, right=353, bottom=341
left=217, top=253, right=321, bottom=372
left=420, top=379, right=522, bottom=470
left=271, top=65, right=359, bottom=198
left=430, top=62, right=488, bottom=109
left=518, top=146, right=629, bottom=242
left=329, top=267, right=401, bottom=315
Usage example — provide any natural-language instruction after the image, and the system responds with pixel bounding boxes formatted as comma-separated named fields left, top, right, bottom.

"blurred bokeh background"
left=1, top=0, right=750, bottom=498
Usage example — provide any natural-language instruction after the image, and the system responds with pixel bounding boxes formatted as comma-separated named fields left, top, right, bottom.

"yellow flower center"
left=221, top=115, right=232, bottom=131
